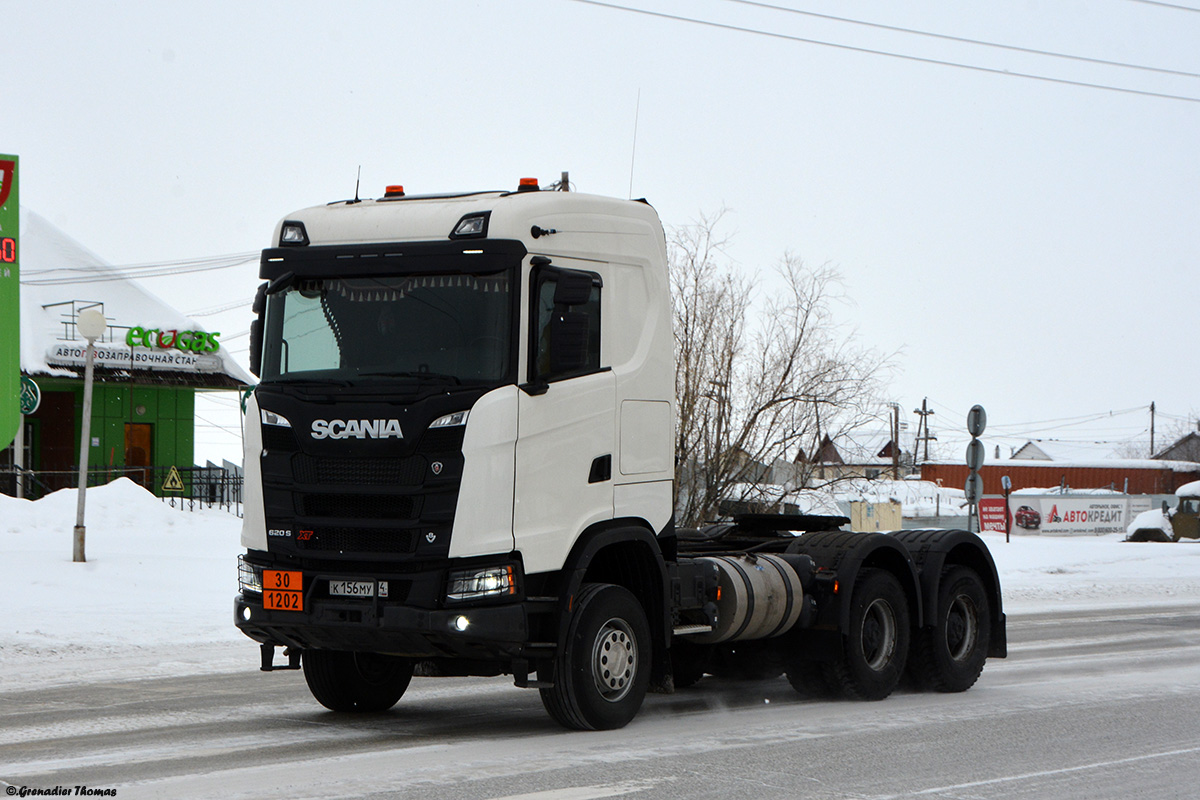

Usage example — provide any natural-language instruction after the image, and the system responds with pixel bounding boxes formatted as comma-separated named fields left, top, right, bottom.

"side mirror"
left=249, top=281, right=268, bottom=378
left=248, top=319, right=263, bottom=378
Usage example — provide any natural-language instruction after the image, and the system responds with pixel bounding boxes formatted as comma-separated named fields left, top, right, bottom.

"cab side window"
left=532, top=268, right=601, bottom=383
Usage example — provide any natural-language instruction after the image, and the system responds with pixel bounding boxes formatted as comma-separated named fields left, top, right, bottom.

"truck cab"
left=236, top=182, right=677, bottom=704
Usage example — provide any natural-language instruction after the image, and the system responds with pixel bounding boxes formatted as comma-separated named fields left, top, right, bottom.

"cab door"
left=514, top=263, right=615, bottom=575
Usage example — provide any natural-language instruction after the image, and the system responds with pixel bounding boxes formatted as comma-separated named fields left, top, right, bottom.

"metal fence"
left=0, top=464, right=244, bottom=517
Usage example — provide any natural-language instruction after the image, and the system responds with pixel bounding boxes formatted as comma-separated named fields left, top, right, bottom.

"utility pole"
left=1150, top=401, right=1156, bottom=457
left=913, top=398, right=936, bottom=464
left=889, top=402, right=900, bottom=480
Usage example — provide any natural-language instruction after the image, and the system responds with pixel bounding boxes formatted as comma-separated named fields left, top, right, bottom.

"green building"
left=4, top=210, right=250, bottom=497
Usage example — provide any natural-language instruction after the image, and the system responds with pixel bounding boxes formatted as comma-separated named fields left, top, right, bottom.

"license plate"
left=263, top=569, right=303, bottom=611
left=329, top=580, right=388, bottom=598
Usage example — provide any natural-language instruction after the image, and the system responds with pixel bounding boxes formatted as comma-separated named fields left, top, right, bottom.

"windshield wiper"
left=267, top=376, right=353, bottom=387
left=356, top=370, right=463, bottom=385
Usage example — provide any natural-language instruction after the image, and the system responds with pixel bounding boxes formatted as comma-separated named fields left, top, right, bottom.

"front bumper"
left=234, top=552, right=540, bottom=659
left=235, top=592, right=532, bottom=658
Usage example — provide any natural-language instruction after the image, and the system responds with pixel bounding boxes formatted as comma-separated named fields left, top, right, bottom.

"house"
left=1154, top=432, right=1200, bottom=463
left=2, top=209, right=251, bottom=497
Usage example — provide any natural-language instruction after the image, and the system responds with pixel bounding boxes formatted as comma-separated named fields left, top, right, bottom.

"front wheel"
left=824, top=568, right=910, bottom=701
left=303, top=650, right=413, bottom=712
left=908, top=566, right=990, bottom=692
left=540, top=583, right=651, bottom=730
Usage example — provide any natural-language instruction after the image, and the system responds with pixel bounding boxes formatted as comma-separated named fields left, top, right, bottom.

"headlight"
left=429, top=410, right=469, bottom=429
left=238, top=555, right=262, bottom=594
left=447, top=565, right=517, bottom=602
left=260, top=408, right=292, bottom=428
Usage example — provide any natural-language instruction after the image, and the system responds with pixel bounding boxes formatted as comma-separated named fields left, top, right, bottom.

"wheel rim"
left=592, top=617, right=638, bottom=702
left=945, top=593, right=979, bottom=662
left=860, top=598, right=897, bottom=671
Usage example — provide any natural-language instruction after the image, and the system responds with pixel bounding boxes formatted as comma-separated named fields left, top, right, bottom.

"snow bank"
left=3, top=478, right=1200, bottom=690
left=0, top=478, right=244, bottom=689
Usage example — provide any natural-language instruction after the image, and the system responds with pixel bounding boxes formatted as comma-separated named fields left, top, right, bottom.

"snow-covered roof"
left=925, top=455, right=1200, bottom=473
left=1177, top=480, right=1200, bottom=498
left=19, top=209, right=251, bottom=387
left=1011, top=441, right=1054, bottom=461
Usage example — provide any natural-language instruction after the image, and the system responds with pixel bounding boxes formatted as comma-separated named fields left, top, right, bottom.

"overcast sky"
left=7, top=0, right=1198, bottom=465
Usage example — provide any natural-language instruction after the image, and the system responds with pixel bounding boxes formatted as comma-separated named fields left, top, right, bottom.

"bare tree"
left=671, top=213, right=891, bottom=527
left=1113, top=412, right=1200, bottom=460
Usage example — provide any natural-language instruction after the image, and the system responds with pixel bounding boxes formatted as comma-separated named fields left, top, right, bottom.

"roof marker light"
left=279, top=220, right=309, bottom=246
left=450, top=211, right=491, bottom=239
left=384, top=185, right=405, bottom=198
left=517, top=177, right=540, bottom=192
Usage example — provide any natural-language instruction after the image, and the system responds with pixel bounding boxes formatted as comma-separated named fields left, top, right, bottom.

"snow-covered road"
left=4, top=604, right=1200, bottom=799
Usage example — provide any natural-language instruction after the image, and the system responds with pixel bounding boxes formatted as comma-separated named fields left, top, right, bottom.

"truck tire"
left=824, top=568, right=910, bottom=701
left=908, top=566, right=990, bottom=693
left=540, top=583, right=651, bottom=730
left=785, top=659, right=837, bottom=698
left=303, top=650, right=413, bottom=712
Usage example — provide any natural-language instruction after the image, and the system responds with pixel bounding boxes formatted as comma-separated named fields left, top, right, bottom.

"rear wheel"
left=824, top=568, right=910, bottom=700
left=303, top=650, right=413, bottom=712
left=908, top=566, right=990, bottom=692
left=540, top=583, right=651, bottom=730
left=785, top=658, right=837, bottom=698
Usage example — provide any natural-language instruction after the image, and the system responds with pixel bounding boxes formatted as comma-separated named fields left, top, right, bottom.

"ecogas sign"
left=126, top=326, right=221, bottom=354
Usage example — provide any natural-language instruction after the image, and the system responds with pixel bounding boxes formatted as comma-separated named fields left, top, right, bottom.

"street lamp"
left=73, top=307, right=106, bottom=563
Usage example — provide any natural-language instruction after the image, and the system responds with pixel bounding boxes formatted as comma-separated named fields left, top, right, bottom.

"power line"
left=719, top=0, right=1200, bottom=79
left=926, top=398, right=1148, bottom=431
left=567, top=0, right=1200, bottom=103
left=21, top=253, right=258, bottom=286
left=1124, top=0, right=1200, bottom=11
left=187, top=298, right=254, bottom=317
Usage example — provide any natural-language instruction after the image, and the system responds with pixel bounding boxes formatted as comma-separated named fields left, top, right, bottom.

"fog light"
left=453, top=615, right=470, bottom=632
left=241, top=606, right=252, bottom=622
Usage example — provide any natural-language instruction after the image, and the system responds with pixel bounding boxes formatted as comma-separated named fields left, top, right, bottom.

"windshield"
left=260, top=271, right=514, bottom=385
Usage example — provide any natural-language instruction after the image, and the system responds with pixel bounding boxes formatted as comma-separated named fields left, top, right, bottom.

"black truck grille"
left=417, top=427, right=465, bottom=453
left=262, top=426, right=298, bottom=453
left=296, top=527, right=417, bottom=554
left=293, top=455, right=426, bottom=486
left=298, top=493, right=422, bottom=520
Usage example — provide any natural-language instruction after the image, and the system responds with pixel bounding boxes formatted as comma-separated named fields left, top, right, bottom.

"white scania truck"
left=235, top=178, right=1006, bottom=730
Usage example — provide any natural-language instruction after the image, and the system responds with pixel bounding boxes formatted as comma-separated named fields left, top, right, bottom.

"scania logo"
left=310, top=419, right=404, bottom=440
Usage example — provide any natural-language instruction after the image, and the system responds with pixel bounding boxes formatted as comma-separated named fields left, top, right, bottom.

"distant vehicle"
left=1126, top=481, right=1200, bottom=543
left=1014, top=505, right=1041, bottom=530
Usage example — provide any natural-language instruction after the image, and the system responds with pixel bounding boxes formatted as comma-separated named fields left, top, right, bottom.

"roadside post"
left=1001, top=475, right=1013, bottom=543
left=73, top=307, right=107, bottom=563
left=965, top=405, right=987, bottom=534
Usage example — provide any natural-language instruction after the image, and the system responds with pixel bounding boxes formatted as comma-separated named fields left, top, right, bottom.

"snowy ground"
left=2, top=478, right=1199, bottom=692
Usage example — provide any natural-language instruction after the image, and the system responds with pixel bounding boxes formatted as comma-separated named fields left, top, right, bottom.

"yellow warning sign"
left=161, top=465, right=185, bottom=493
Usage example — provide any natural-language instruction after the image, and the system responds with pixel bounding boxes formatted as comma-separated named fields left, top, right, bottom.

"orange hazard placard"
left=263, top=570, right=303, bottom=611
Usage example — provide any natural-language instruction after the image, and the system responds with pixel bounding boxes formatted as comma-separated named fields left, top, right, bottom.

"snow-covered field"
left=3, top=479, right=1199, bottom=692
